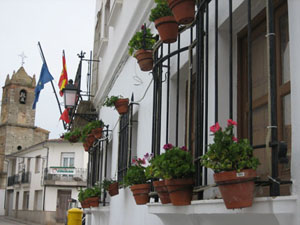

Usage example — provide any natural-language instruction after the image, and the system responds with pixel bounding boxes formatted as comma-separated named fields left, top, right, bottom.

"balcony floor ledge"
left=148, top=196, right=298, bottom=225
left=84, top=206, right=110, bottom=214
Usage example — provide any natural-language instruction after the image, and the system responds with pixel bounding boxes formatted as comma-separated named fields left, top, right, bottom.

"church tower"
left=0, top=67, right=49, bottom=189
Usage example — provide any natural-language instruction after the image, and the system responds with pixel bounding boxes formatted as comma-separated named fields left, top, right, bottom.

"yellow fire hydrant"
left=67, top=208, right=83, bottom=225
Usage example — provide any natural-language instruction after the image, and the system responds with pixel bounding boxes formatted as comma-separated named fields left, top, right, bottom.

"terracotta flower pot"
left=108, top=182, right=119, bottom=197
left=114, top=98, right=129, bottom=115
left=135, top=49, right=153, bottom=71
left=130, top=183, right=151, bottom=205
left=80, top=200, right=90, bottom=208
left=165, top=178, right=194, bottom=206
left=83, top=142, right=90, bottom=152
left=153, top=180, right=171, bottom=204
left=168, top=0, right=195, bottom=24
left=68, top=135, right=80, bottom=143
left=87, top=196, right=100, bottom=207
left=86, top=133, right=96, bottom=146
left=155, top=16, right=178, bottom=43
left=214, top=169, right=257, bottom=209
left=92, top=127, right=103, bottom=139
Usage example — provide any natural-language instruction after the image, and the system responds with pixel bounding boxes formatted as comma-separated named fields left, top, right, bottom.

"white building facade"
left=5, top=139, right=88, bottom=225
left=86, top=0, right=300, bottom=225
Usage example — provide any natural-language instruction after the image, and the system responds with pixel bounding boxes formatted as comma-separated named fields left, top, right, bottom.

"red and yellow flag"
left=60, top=108, right=70, bottom=124
left=58, top=51, right=68, bottom=96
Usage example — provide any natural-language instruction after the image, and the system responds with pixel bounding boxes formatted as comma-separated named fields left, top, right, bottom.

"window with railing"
left=151, top=0, right=291, bottom=199
left=87, top=125, right=110, bottom=206
left=117, top=102, right=138, bottom=183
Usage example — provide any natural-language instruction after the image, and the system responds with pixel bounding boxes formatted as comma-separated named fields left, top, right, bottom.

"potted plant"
left=158, top=144, right=195, bottom=206
left=80, top=120, right=105, bottom=151
left=103, top=95, right=129, bottom=115
left=167, top=0, right=196, bottom=24
left=63, top=128, right=81, bottom=143
left=201, top=119, right=260, bottom=209
left=78, top=188, right=90, bottom=208
left=102, top=178, right=119, bottom=197
left=124, top=157, right=150, bottom=205
left=84, top=186, right=101, bottom=207
left=128, top=24, right=157, bottom=71
left=145, top=153, right=171, bottom=204
left=149, top=0, right=178, bottom=43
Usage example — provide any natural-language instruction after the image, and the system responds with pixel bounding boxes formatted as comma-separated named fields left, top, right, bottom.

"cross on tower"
left=18, top=52, right=27, bottom=66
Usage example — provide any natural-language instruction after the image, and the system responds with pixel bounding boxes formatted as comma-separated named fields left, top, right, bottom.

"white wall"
left=0, top=189, right=5, bottom=215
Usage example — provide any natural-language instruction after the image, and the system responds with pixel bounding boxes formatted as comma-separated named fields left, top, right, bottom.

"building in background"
left=5, top=139, right=88, bottom=224
left=0, top=67, right=49, bottom=215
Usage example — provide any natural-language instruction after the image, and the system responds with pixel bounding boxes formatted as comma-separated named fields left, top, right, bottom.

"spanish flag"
left=58, top=51, right=68, bottom=96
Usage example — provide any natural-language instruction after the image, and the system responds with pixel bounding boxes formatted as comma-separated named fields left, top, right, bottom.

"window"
left=35, top=156, right=41, bottom=173
left=117, top=103, right=137, bottom=182
left=22, top=191, right=29, bottom=210
left=27, top=158, right=31, bottom=172
left=61, top=153, right=75, bottom=167
left=19, top=90, right=27, bottom=104
left=238, top=2, right=290, bottom=196
left=150, top=0, right=290, bottom=199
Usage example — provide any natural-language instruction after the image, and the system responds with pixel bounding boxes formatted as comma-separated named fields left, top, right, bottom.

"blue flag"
left=32, top=63, right=54, bottom=109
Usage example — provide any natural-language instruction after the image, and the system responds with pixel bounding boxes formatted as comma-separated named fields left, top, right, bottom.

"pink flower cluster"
left=210, top=119, right=238, bottom=142
left=163, top=143, right=188, bottom=151
left=131, top=153, right=153, bottom=166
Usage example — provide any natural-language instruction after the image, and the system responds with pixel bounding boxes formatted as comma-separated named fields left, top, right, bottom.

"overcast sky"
left=0, top=0, right=96, bottom=139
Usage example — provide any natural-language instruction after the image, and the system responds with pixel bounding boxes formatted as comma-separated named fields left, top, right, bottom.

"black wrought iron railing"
left=151, top=0, right=290, bottom=198
left=21, top=171, right=31, bottom=184
left=7, top=175, right=15, bottom=186
left=87, top=125, right=111, bottom=206
left=117, top=100, right=139, bottom=183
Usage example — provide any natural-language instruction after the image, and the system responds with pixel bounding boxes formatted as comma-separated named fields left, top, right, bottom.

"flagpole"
left=38, top=42, right=66, bottom=130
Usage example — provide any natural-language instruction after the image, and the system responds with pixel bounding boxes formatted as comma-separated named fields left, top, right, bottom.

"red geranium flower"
left=210, top=122, right=220, bottom=133
left=227, top=119, right=237, bottom=126
left=232, top=136, right=238, bottom=142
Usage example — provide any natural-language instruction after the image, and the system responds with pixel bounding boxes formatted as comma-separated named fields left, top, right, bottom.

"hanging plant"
left=128, top=24, right=157, bottom=71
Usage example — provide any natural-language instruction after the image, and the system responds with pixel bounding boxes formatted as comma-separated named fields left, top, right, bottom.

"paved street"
left=0, top=216, right=37, bottom=225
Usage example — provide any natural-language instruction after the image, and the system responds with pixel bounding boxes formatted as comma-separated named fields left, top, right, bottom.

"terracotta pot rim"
left=155, top=16, right=177, bottom=28
left=165, top=177, right=194, bottom=185
left=130, top=183, right=151, bottom=191
left=214, top=169, right=257, bottom=183
left=135, top=49, right=153, bottom=56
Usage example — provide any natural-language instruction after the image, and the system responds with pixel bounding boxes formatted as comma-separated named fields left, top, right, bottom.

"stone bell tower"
left=0, top=67, right=49, bottom=190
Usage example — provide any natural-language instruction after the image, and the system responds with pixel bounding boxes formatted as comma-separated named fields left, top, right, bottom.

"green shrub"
left=149, top=2, right=173, bottom=22
left=128, top=25, right=156, bottom=56
left=201, top=120, right=260, bottom=173
left=103, top=95, right=123, bottom=107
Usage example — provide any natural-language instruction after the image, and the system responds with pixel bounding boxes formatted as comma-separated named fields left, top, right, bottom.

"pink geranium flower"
left=232, top=136, right=238, bottom=142
left=210, top=122, right=220, bottom=133
left=132, top=158, right=138, bottom=166
left=163, top=143, right=173, bottom=150
left=227, top=119, right=237, bottom=126
left=181, top=146, right=188, bottom=151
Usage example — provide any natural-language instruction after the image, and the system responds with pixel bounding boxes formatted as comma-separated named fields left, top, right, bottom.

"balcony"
left=43, top=167, right=87, bottom=187
left=21, top=171, right=31, bottom=184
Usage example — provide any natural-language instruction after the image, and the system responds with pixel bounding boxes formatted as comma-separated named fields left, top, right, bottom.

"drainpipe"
left=42, top=144, right=49, bottom=211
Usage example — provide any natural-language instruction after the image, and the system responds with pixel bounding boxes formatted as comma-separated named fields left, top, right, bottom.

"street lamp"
left=62, top=79, right=78, bottom=109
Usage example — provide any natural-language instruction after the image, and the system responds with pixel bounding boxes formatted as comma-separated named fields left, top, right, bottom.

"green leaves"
left=147, top=147, right=195, bottom=180
left=128, top=28, right=156, bottom=56
left=201, top=123, right=260, bottom=173
left=103, top=95, right=122, bottom=107
left=124, top=165, right=148, bottom=186
left=149, top=2, right=173, bottom=22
